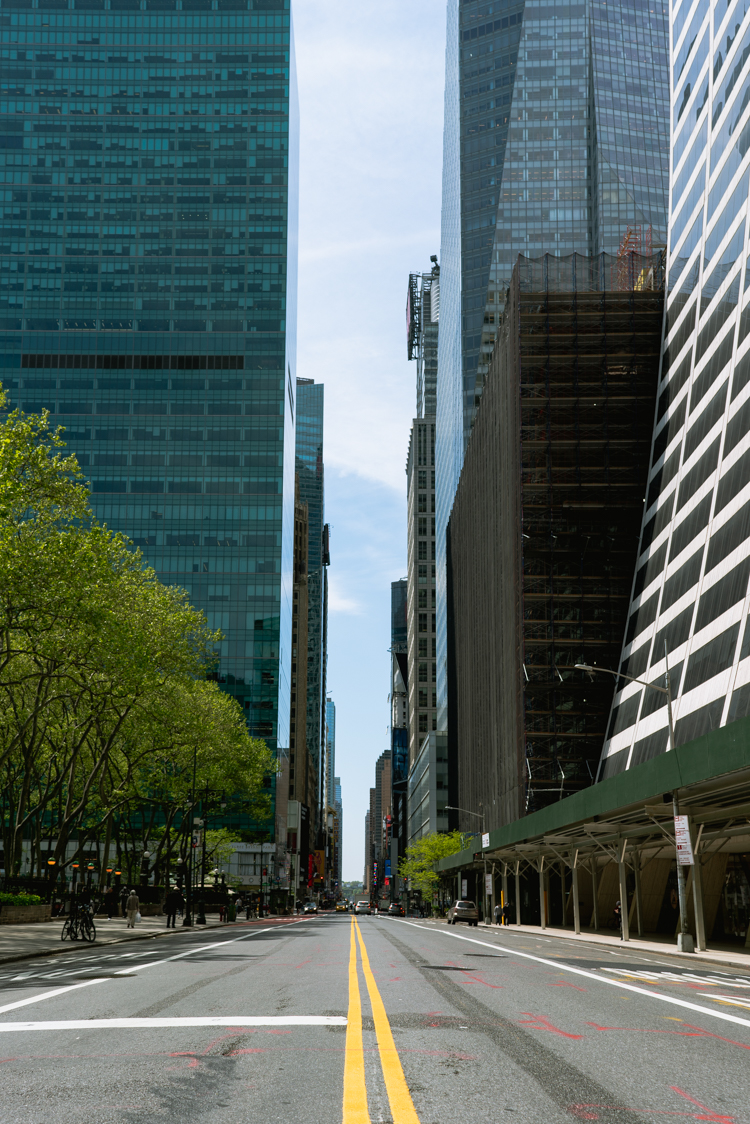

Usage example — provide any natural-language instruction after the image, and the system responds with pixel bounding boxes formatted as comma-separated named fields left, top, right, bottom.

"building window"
left=431, top=662, right=436, bottom=682
left=419, top=713, right=428, bottom=733
left=419, top=639, right=428, bottom=657
left=418, top=589, right=427, bottom=608
left=418, top=612, right=428, bottom=632
left=419, top=663, right=428, bottom=682
left=418, top=564, right=428, bottom=584
left=418, top=541, right=428, bottom=560
left=419, top=689, right=428, bottom=707
left=418, top=493, right=427, bottom=513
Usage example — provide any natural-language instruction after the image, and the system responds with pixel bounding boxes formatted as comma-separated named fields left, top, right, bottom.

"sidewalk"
left=421, top=918, right=750, bottom=972
left=0, top=913, right=244, bottom=967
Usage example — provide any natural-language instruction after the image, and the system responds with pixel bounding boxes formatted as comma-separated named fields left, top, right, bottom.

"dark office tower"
left=0, top=2, right=298, bottom=834
left=448, top=252, right=664, bottom=829
left=295, top=379, right=327, bottom=833
left=436, top=0, right=670, bottom=726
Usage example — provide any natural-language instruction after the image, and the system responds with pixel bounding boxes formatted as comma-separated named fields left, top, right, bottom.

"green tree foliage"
left=398, top=831, right=465, bottom=896
left=0, top=390, right=273, bottom=883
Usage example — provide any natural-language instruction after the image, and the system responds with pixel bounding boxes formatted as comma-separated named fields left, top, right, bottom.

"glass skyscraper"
left=0, top=0, right=298, bottom=831
left=436, top=0, right=671, bottom=725
left=295, top=378, right=326, bottom=830
left=601, top=0, right=750, bottom=774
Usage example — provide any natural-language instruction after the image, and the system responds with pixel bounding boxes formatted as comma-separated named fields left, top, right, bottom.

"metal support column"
left=559, top=860, right=567, bottom=927
left=633, top=851, right=644, bottom=938
left=502, top=863, right=509, bottom=925
left=539, top=858, right=546, bottom=930
left=571, top=851, right=581, bottom=935
left=691, top=823, right=707, bottom=952
left=618, top=839, right=630, bottom=942
left=515, top=861, right=521, bottom=926
left=591, top=858, right=599, bottom=930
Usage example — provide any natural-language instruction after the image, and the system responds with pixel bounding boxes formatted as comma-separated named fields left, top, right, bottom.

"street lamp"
left=576, top=643, right=694, bottom=953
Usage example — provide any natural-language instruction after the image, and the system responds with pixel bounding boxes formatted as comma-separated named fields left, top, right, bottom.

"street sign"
left=485, top=873, right=492, bottom=895
left=482, top=832, right=490, bottom=849
left=674, top=815, right=694, bottom=865
left=461, top=878, right=468, bottom=898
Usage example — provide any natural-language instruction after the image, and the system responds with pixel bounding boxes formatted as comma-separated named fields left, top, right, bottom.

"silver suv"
left=447, top=900, right=479, bottom=926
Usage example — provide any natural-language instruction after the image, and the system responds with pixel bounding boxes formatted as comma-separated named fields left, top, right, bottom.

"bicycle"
left=60, top=901, right=97, bottom=942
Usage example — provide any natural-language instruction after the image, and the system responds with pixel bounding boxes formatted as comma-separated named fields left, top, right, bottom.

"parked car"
left=447, top=900, right=479, bottom=926
left=302, top=901, right=317, bottom=914
left=354, top=900, right=371, bottom=915
left=388, top=902, right=405, bottom=917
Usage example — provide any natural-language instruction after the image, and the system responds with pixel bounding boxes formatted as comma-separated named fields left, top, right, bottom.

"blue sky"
left=294, top=2, right=446, bottom=880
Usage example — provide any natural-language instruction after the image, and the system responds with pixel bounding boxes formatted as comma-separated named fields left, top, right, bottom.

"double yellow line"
left=343, top=916, right=420, bottom=1124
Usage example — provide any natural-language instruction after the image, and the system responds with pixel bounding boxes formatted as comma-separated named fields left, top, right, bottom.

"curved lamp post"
left=576, top=643, right=694, bottom=953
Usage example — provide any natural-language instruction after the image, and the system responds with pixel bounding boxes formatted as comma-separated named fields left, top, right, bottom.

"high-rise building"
left=325, top=697, right=336, bottom=805
left=436, top=0, right=671, bottom=727
left=389, top=578, right=408, bottom=889
left=448, top=251, right=664, bottom=830
left=333, top=775, right=342, bottom=887
left=407, top=259, right=440, bottom=417
left=295, top=379, right=327, bottom=834
left=363, top=809, right=371, bottom=893
left=0, top=1, right=298, bottom=839
left=286, top=488, right=311, bottom=898
left=600, top=0, right=750, bottom=774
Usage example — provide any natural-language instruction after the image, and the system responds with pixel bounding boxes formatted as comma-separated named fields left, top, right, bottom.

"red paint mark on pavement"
left=670, top=1087, right=735, bottom=1123
left=0, top=1058, right=17, bottom=1065
left=462, top=975, right=503, bottom=989
left=586, top=1023, right=750, bottom=1051
left=228, top=1048, right=266, bottom=1055
left=569, top=1108, right=599, bottom=1120
left=550, top=981, right=587, bottom=991
left=518, top=1013, right=583, bottom=1039
left=389, top=978, right=402, bottom=982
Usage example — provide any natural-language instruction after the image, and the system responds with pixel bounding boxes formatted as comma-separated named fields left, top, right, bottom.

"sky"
left=293, top=2, right=447, bottom=881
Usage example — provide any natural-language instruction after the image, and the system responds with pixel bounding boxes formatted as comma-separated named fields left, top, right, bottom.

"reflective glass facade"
left=437, top=0, right=671, bottom=725
left=0, top=0, right=298, bottom=827
left=295, top=378, right=325, bottom=828
left=600, top=0, right=750, bottom=774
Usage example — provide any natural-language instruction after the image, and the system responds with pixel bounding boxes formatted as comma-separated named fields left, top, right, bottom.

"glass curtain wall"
left=436, top=0, right=670, bottom=726
left=295, top=378, right=325, bottom=831
left=0, top=0, right=298, bottom=835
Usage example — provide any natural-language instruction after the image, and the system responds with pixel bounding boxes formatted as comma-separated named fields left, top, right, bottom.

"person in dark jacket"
left=164, top=887, right=184, bottom=928
left=502, top=902, right=512, bottom=926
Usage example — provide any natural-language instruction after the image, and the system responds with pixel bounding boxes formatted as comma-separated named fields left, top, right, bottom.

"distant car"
left=302, top=902, right=317, bottom=914
left=447, top=900, right=479, bottom=926
left=377, top=900, right=390, bottom=913
left=354, top=900, right=371, bottom=915
left=388, top=902, right=405, bottom=917
left=335, top=901, right=347, bottom=913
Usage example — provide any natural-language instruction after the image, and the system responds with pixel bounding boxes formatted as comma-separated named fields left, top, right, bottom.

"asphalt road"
left=0, top=914, right=749, bottom=1123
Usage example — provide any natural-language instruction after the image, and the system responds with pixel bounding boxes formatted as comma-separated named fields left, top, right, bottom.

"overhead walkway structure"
left=437, top=718, right=750, bottom=952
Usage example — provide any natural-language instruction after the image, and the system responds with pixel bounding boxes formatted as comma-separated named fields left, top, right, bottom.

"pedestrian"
left=164, top=886, right=183, bottom=929
left=502, top=902, right=511, bottom=926
left=125, top=888, right=140, bottom=928
left=104, top=887, right=116, bottom=920
left=614, top=899, right=622, bottom=940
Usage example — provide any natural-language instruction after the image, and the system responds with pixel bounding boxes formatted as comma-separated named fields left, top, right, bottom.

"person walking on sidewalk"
left=164, top=887, right=183, bottom=929
left=614, top=899, right=623, bottom=940
left=502, top=902, right=512, bottom=926
left=494, top=902, right=502, bottom=925
left=125, top=889, right=140, bottom=928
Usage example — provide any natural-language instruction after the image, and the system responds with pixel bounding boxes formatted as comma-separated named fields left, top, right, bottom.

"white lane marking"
left=388, top=919, right=750, bottom=1032
left=697, top=993, right=750, bottom=1009
left=0, top=980, right=107, bottom=1016
left=0, top=920, right=308, bottom=1017
left=0, top=1015, right=347, bottom=1032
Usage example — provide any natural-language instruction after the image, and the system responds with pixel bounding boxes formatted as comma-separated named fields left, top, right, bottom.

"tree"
left=398, top=831, right=465, bottom=897
left=0, top=389, right=273, bottom=884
